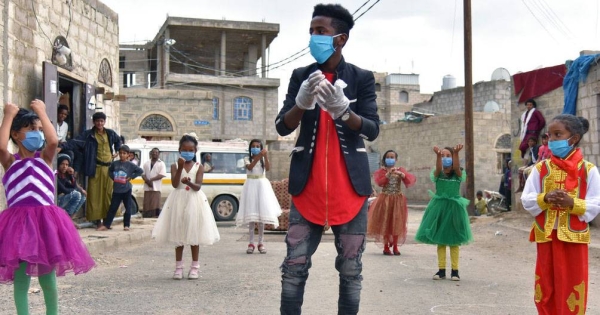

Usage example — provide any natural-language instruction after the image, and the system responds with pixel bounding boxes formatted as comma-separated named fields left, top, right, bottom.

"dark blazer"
left=61, top=127, right=121, bottom=177
left=275, top=57, right=380, bottom=196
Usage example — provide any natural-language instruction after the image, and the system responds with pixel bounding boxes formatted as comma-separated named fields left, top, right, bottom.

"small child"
left=56, top=104, right=69, bottom=143
left=521, top=114, right=600, bottom=314
left=474, top=190, right=488, bottom=216
left=537, top=133, right=550, bottom=160
left=97, top=145, right=143, bottom=231
left=367, top=150, right=416, bottom=255
left=152, top=134, right=220, bottom=280
left=415, top=144, right=473, bottom=281
left=0, top=101, right=94, bottom=314
left=56, top=153, right=87, bottom=217
left=236, top=139, right=282, bottom=254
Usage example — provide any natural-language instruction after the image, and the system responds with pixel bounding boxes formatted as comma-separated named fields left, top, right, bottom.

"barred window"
left=213, top=97, right=219, bottom=120
left=140, top=114, right=173, bottom=131
left=233, top=96, right=253, bottom=121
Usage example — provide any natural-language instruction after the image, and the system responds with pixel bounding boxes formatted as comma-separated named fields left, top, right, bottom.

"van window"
left=159, top=151, right=181, bottom=169
left=202, top=152, right=246, bottom=174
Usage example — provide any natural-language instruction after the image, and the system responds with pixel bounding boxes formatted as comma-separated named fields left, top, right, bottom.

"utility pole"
left=464, top=0, right=475, bottom=213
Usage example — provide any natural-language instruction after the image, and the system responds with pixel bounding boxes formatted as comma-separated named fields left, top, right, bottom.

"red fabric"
left=292, top=72, right=365, bottom=226
left=538, top=144, right=550, bottom=160
left=550, top=148, right=583, bottom=191
left=519, top=109, right=546, bottom=157
left=535, top=230, right=588, bottom=314
left=372, top=167, right=417, bottom=188
left=513, top=64, right=566, bottom=103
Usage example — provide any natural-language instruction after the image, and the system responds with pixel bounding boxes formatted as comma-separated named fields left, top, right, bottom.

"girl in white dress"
left=236, top=139, right=281, bottom=254
left=152, top=134, right=220, bottom=280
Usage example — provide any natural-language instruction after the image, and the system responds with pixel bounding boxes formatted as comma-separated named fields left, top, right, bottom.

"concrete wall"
left=119, top=89, right=213, bottom=141
left=414, top=80, right=511, bottom=116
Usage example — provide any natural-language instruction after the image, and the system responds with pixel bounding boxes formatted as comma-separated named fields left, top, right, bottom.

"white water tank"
left=441, top=75, right=456, bottom=90
left=491, top=68, right=511, bottom=81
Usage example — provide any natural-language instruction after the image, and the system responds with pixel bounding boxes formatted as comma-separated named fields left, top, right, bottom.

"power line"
left=521, top=0, right=561, bottom=45
left=353, top=0, right=381, bottom=21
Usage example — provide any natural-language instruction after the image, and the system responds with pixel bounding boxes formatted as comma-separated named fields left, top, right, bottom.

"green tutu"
left=415, top=169, right=474, bottom=246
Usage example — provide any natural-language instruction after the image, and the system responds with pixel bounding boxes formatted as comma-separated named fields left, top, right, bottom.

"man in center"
left=275, top=4, right=380, bottom=314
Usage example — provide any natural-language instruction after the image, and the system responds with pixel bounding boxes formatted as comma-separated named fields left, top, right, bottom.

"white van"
left=126, top=139, right=248, bottom=221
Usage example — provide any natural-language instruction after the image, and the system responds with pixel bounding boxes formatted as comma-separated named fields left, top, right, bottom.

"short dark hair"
left=525, top=99, right=537, bottom=108
left=119, top=145, right=131, bottom=153
left=476, top=190, right=483, bottom=196
left=92, top=112, right=106, bottom=121
left=58, top=105, right=69, bottom=113
left=151, top=147, right=160, bottom=152
left=541, top=134, right=549, bottom=139
left=312, top=4, right=354, bottom=35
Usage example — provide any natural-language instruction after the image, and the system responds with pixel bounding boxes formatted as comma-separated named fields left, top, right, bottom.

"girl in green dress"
left=415, top=144, right=473, bottom=281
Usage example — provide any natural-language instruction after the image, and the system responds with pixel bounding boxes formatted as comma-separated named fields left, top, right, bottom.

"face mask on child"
left=180, top=152, right=195, bottom=161
left=548, top=137, right=574, bottom=159
left=22, top=130, right=45, bottom=151
left=384, top=158, right=395, bottom=167
left=250, top=148, right=261, bottom=155
left=442, top=157, right=453, bottom=168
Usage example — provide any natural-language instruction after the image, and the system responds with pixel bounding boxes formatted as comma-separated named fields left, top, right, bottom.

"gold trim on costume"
left=566, top=281, right=585, bottom=315
left=534, top=275, right=542, bottom=303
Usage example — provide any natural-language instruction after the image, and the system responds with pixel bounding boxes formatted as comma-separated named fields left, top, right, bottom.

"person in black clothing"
left=56, top=154, right=86, bottom=217
left=96, top=145, right=142, bottom=231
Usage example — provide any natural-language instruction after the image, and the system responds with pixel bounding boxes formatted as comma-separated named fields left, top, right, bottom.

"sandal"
left=246, top=244, right=255, bottom=254
left=258, top=244, right=267, bottom=254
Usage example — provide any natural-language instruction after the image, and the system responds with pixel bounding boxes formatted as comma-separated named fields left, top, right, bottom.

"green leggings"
left=14, top=262, right=58, bottom=315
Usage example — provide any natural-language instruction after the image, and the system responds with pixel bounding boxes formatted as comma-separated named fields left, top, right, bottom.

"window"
left=158, top=151, right=181, bottom=170
left=139, top=114, right=173, bottom=131
left=202, top=152, right=247, bottom=174
left=233, top=96, right=253, bottom=121
left=119, top=56, right=126, bottom=69
left=375, top=83, right=381, bottom=92
left=123, top=73, right=136, bottom=88
left=399, top=91, right=409, bottom=103
left=213, top=97, right=219, bottom=120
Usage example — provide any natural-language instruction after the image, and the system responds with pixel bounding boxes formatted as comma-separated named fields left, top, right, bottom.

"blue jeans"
left=280, top=200, right=367, bottom=315
left=57, top=191, right=86, bottom=216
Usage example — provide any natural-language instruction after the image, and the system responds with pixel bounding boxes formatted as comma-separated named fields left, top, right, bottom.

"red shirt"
left=292, top=72, right=366, bottom=226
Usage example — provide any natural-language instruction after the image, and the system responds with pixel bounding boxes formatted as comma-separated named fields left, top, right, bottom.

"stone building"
left=118, top=17, right=280, bottom=142
left=374, top=72, right=432, bottom=124
left=0, top=0, right=120, bottom=207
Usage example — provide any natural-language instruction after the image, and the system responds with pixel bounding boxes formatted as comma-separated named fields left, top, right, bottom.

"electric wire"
left=521, top=0, right=561, bottom=44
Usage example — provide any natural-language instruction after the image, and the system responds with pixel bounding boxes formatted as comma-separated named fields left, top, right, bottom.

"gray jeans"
left=280, top=200, right=367, bottom=315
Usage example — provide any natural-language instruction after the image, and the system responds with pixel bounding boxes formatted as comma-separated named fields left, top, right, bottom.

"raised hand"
left=315, top=79, right=349, bottom=119
left=295, top=70, right=325, bottom=110
left=177, top=157, right=185, bottom=169
left=4, top=103, right=19, bottom=118
left=454, top=144, right=464, bottom=153
left=30, top=99, right=46, bottom=114
left=433, top=146, right=441, bottom=155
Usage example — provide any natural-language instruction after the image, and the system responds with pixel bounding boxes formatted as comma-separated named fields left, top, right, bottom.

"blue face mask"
left=22, top=130, right=45, bottom=152
left=548, top=137, right=574, bottom=159
left=250, top=147, right=261, bottom=155
left=309, top=34, right=342, bottom=64
left=384, top=158, right=395, bottom=167
left=180, top=151, right=195, bottom=161
left=442, top=157, right=453, bottom=168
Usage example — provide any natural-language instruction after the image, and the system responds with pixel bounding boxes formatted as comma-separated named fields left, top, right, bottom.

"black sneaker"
left=451, top=269, right=460, bottom=281
left=432, top=269, right=446, bottom=280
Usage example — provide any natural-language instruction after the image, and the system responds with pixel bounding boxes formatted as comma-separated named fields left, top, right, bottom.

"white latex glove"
left=295, top=70, right=325, bottom=110
left=315, top=79, right=349, bottom=119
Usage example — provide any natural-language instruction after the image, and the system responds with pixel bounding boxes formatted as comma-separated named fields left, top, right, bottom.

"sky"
left=102, top=0, right=600, bottom=103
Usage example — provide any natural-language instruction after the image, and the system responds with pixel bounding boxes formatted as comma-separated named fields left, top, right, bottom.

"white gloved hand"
left=295, top=70, right=325, bottom=110
left=315, top=79, right=349, bottom=119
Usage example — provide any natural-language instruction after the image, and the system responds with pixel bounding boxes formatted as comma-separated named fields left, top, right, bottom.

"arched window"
left=399, top=91, right=409, bottom=103
left=139, top=114, right=173, bottom=131
left=234, top=96, right=253, bottom=121
left=213, top=97, right=219, bottom=120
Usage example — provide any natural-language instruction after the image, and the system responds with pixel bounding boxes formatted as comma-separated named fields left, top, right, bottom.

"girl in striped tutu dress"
left=0, top=101, right=95, bottom=314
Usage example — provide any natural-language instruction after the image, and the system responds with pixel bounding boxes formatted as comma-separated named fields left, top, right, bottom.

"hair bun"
left=578, top=116, right=589, bottom=134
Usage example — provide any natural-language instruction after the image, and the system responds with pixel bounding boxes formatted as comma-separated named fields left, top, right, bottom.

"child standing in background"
left=152, top=134, right=220, bottom=280
left=521, top=114, right=600, bottom=314
left=236, top=139, right=281, bottom=254
left=415, top=145, right=473, bottom=281
left=0, top=101, right=95, bottom=314
left=97, top=145, right=143, bottom=231
left=367, top=150, right=416, bottom=255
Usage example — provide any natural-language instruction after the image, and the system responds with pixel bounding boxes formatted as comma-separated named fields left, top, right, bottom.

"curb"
left=79, top=218, right=155, bottom=256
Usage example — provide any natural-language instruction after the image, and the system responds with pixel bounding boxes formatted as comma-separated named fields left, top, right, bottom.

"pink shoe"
left=258, top=243, right=267, bottom=254
left=188, top=262, right=200, bottom=280
left=246, top=244, right=255, bottom=254
left=173, top=262, right=184, bottom=280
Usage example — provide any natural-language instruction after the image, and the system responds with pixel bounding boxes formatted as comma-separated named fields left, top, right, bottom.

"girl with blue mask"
left=416, top=144, right=473, bottom=282
left=237, top=139, right=281, bottom=254
left=521, top=114, right=600, bottom=314
left=0, top=101, right=95, bottom=315
left=367, top=150, right=416, bottom=256
left=152, top=133, right=220, bottom=280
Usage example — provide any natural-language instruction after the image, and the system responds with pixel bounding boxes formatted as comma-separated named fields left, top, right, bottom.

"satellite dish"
left=483, top=101, right=500, bottom=113
left=491, top=68, right=511, bottom=81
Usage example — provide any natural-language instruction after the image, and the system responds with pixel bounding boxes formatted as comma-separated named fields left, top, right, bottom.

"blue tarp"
left=562, top=54, right=600, bottom=115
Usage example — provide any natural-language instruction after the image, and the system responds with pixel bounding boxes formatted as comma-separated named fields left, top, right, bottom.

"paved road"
left=1, top=210, right=599, bottom=314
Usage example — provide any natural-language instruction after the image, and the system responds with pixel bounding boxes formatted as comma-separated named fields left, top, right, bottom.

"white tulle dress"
left=152, top=162, right=220, bottom=246
left=236, top=157, right=282, bottom=227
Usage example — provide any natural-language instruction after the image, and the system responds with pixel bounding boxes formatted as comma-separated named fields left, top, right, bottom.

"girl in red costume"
left=367, top=150, right=416, bottom=255
left=521, top=114, right=600, bottom=315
